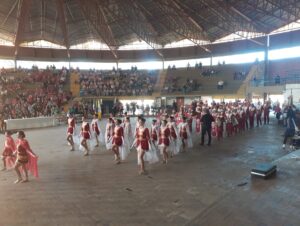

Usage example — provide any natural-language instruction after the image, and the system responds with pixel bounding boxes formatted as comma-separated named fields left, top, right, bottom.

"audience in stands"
left=79, top=69, right=157, bottom=97
left=0, top=67, right=71, bottom=119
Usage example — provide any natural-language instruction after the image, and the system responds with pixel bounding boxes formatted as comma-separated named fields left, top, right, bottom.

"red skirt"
left=82, top=132, right=90, bottom=139
left=159, top=138, right=170, bottom=146
left=136, top=140, right=149, bottom=151
left=112, top=136, right=123, bottom=146
left=94, top=127, right=100, bottom=136
left=67, top=127, right=74, bottom=135
left=226, top=123, right=233, bottom=132
left=2, top=147, right=13, bottom=156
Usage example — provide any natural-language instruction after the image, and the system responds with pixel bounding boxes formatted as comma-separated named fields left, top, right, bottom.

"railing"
left=249, top=75, right=300, bottom=87
left=161, top=83, right=242, bottom=95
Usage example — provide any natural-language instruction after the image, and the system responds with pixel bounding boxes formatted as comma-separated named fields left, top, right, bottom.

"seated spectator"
left=275, top=75, right=281, bottom=85
left=217, top=80, right=224, bottom=89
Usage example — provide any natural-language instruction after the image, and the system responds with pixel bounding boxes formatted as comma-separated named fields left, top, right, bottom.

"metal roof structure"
left=0, top=0, right=300, bottom=59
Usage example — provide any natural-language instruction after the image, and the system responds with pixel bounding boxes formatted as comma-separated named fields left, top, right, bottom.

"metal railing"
left=249, top=75, right=300, bottom=87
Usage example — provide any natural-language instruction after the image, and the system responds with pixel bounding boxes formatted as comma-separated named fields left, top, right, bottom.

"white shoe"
left=282, top=144, right=286, bottom=149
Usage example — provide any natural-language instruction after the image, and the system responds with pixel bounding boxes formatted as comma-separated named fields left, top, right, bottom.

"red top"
left=92, top=120, right=100, bottom=134
left=136, top=127, right=150, bottom=141
left=158, top=126, right=170, bottom=146
left=92, top=122, right=98, bottom=130
left=113, top=126, right=124, bottom=138
left=68, top=118, right=75, bottom=128
left=136, top=127, right=150, bottom=150
left=81, top=122, right=91, bottom=139
left=82, top=122, right=90, bottom=132
left=5, top=136, right=16, bottom=151
left=16, top=139, right=32, bottom=152
left=169, top=124, right=177, bottom=139
left=112, top=126, right=124, bottom=146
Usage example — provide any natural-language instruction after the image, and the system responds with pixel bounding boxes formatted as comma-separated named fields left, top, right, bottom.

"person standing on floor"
left=14, top=131, right=38, bottom=183
left=1, top=131, right=16, bottom=171
left=66, top=114, right=76, bottom=151
left=282, top=105, right=296, bottom=149
left=200, top=108, right=215, bottom=146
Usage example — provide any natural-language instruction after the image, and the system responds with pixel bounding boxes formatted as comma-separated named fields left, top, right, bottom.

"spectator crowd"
left=0, top=66, right=71, bottom=119
left=79, top=68, right=157, bottom=97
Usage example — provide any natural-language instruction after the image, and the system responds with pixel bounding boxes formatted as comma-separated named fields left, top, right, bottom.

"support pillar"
left=14, top=58, right=17, bottom=70
left=67, top=50, right=71, bottom=69
left=264, top=35, right=270, bottom=85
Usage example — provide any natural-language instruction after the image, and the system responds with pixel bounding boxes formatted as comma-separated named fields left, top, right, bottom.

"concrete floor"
left=0, top=118, right=299, bottom=226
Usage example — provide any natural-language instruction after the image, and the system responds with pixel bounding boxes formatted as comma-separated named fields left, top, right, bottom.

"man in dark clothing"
left=172, top=101, right=178, bottom=112
left=200, top=109, right=215, bottom=146
left=282, top=105, right=296, bottom=149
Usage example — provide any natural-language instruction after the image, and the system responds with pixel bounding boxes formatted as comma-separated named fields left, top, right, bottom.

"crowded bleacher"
left=0, top=66, right=71, bottom=119
left=79, top=67, right=158, bottom=97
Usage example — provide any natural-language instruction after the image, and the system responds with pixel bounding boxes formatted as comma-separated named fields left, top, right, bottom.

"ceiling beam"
left=2, top=0, right=19, bottom=26
left=15, top=0, right=32, bottom=54
left=110, top=0, right=164, bottom=59
left=219, top=2, right=270, bottom=33
left=170, top=0, right=212, bottom=52
left=229, top=0, right=300, bottom=31
left=178, top=0, right=265, bottom=46
left=78, top=0, right=118, bottom=60
left=264, top=0, right=300, bottom=22
left=66, top=1, right=75, bottom=22
left=56, top=0, right=70, bottom=49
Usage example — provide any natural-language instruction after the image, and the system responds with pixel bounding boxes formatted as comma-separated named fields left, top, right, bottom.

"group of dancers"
left=66, top=112, right=193, bottom=175
left=65, top=100, right=272, bottom=175
left=1, top=131, right=38, bottom=183
left=0, top=100, right=271, bottom=181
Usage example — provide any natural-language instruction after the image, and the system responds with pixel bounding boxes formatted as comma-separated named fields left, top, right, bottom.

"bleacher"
left=79, top=69, right=158, bottom=97
left=162, top=63, right=252, bottom=96
left=0, top=67, right=71, bottom=119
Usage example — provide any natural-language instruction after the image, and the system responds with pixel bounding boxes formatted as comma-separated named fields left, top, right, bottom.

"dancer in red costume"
left=112, top=119, right=123, bottom=164
left=168, top=116, right=180, bottom=155
left=14, top=131, right=38, bottom=183
left=66, top=114, right=75, bottom=151
left=256, top=103, right=263, bottom=127
left=178, top=117, right=193, bottom=151
left=135, top=118, right=151, bottom=175
left=91, top=113, right=101, bottom=147
left=225, top=111, right=234, bottom=137
left=233, top=109, right=239, bottom=134
left=80, top=116, right=91, bottom=156
left=1, top=131, right=16, bottom=170
left=195, top=104, right=202, bottom=134
left=240, top=108, right=246, bottom=132
left=105, top=117, right=115, bottom=150
left=123, top=116, right=133, bottom=151
left=150, top=119, right=159, bottom=146
left=158, top=120, right=170, bottom=164
left=215, top=113, right=223, bottom=141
